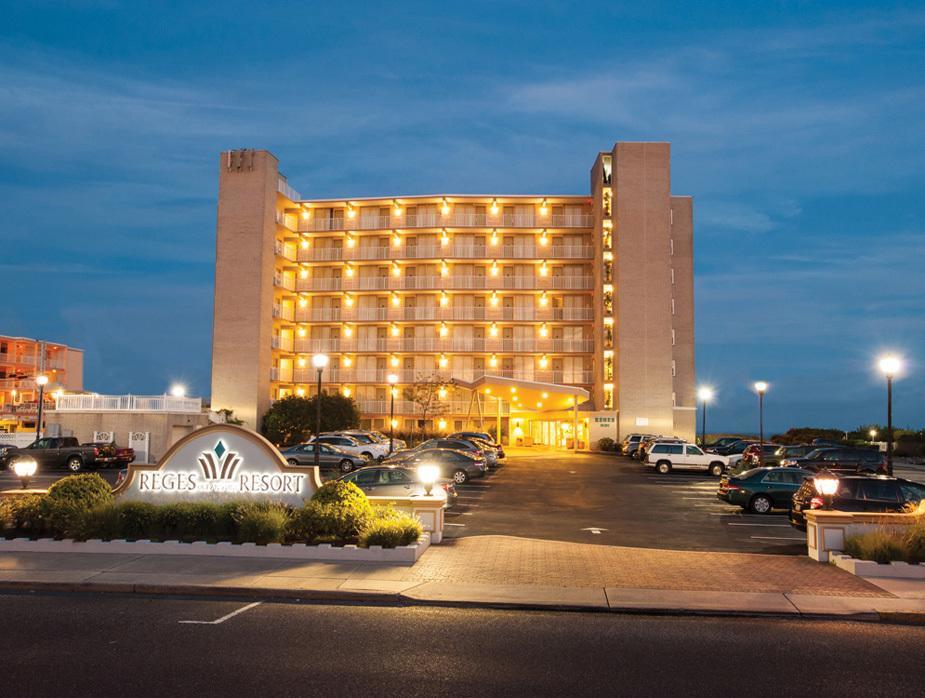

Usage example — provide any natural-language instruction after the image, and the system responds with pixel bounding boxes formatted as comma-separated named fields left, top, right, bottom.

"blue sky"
left=1, top=1, right=923, bottom=432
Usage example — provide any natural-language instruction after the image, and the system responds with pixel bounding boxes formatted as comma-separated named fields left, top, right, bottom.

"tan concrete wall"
left=45, top=411, right=210, bottom=463
left=211, top=149, right=279, bottom=429
left=613, top=142, right=675, bottom=438
left=670, top=196, right=696, bottom=441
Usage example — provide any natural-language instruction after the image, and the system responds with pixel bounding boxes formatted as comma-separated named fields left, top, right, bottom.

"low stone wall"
left=804, top=509, right=920, bottom=563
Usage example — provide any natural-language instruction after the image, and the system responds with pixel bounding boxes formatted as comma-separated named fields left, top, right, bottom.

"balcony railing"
left=272, top=368, right=593, bottom=387
left=277, top=178, right=301, bottom=202
left=297, top=211, right=593, bottom=233
left=54, top=394, right=202, bottom=413
left=280, top=338, right=593, bottom=354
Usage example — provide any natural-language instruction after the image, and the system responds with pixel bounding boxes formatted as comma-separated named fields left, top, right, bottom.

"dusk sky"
left=2, top=1, right=923, bottom=433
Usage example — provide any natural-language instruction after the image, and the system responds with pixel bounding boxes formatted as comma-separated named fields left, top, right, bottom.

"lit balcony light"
left=300, top=238, right=310, bottom=249
left=490, top=291, right=499, bottom=307
left=296, top=357, right=306, bottom=368
left=438, top=418, right=447, bottom=430
left=343, top=356, right=352, bottom=367
left=489, top=322, right=499, bottom=337
left=344, top=265, right=354, bottom=277
left=439, top=355, right=448, bottom=368
left=392, top=232, right=401, bottom=247
left=390, top=355, right=400, bottom=367
left=393, top=201, right=401, bottom=215
left=603, top=251, right=613, bottom=262
left=342, top=387, right=352, bottom=397
left=485, top=388, right=492, bottom=395
left=297, top=327, right=307, bottom=337
left=390, top=418, right=399, bottom=428
left=539, top=292, right=548, bottom=307
left=490, top=229, right=499, bottom=244
left=541, top=392, right=549, bottom=399
left=343, top=326, right=353, bottom=337
left=603, top=349, right=614, bottom=358
left=440, top=292, right=449, bottom=307
left=392, top=263, right=401, bottom=277
left=391, top=293, right=400, bottom=306
left=296, top=387, right=306, bottom=397
left=298, top=297, right=307, bottom=308
left=539, top=261, right=548, bottom=276
left=346, top=205, right=356, bottom=219
left=540, top=199, right=548, bottom=215
left=441, top=230, right=450, bottom=245
left=441, top=261, right=449, bottom=277
left=603, top=317, right=614, bottom=326
left=490, top=199, right=499, bottom=215
left=438, top=387, right=448, bottom=399
left=301, top=207, right=311, bottom=220
left=300, top=268, right=309, bottom=279
left=345, top=294, right=354, bottom=307
left=390, top=324, right=400, bottom=337
left=539, top=355, right=548, bottom=369
left=539, top=323, right=548, bottom=338
left=603, top=283, right=613, bottom=293
left=539, top=229, right=548, bottom=245
left=441, top=199, right=450, bottom=215
left=536, top=401, right=543, bottom=408
left=439, top=323, right=449, bottom=337
left=345, top=235, right=355, bottom=248
left=510, top=387, right=517, bottom=394
left=490, top=261, right=499, bottom=276
left=489, top=354, right=498, bottom=367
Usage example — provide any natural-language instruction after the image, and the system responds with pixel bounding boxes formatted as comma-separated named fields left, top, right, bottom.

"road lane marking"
left=444, top=522, right=466, bottom=527
left=750, top=536, right=804, bottom=541
left=581, top=527, right=607, bottom=535
left=179, top=602, right=262, bottom=625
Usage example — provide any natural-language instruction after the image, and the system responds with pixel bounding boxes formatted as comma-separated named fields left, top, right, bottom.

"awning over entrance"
left=454, top=374, right=590, bottom=415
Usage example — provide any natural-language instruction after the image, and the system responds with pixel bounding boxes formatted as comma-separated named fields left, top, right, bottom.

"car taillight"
left=726, top=484, right=740, bottom=491
left=810, top=497, right=823, bottom=509
left=93, top=447, right=100, bottom=456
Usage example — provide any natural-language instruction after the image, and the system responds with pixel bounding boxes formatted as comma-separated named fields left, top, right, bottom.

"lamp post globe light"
left=878, top=355, right=902, bottom=476
left=34, top=374, right=49, bottom=439
left=13, top=458, right=38, bottom=490
left=311, top=353, right=329, bottom=467
left=697, top=387, right=713, bottom=447
left=169, top=383, right=187, bottom=398
left=387, top=373, right=399, bottom=454
left=753, top=382, right=768, bottom=466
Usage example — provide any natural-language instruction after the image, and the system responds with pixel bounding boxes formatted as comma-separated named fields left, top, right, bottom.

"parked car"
left=637, top=436, right=684, bottom=462
left=278, top=443, right=368, bottom=473
left=83, top=442, right=135, bottom=468
left=780, top=447, right=886, bottom=474
left=622, top=433, right=653, bottom=457
left=709, top=439, right=758, bottom=457
left=774, top=444, right=815, bottom=462
left=740, top=443, right=784, bottom=468
left=337, top=464, right=457, bottom=508
left=790, top=475, right=925, bottom=530
left=393, top=438, right=496, bottom=467
left=449, top=432, right=505, bottom=460
left=340, top=429, right=406, bottom=453
left=717, top=466, right=812, bottom=513
left=645, top=442, right=729, bottom=476
left=306, top=434, right=387, bottom=462
left=1, top=436, right=103, bottom=473
left=704, top=437, right=743, bottom=451
left=386, top=447, right=487, bottom=484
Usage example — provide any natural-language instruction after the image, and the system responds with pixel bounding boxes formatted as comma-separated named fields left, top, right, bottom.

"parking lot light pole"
left=697, top=387, right=713, bottom=447
left=753, top=382, right=768, bottom=466
left=878, top=356, right=902, bottom=477
left=387, top=373, right=399, bottom=454
left=312, top=353, right=329, bottom=467
left=34, top=374, right=49, bottom=439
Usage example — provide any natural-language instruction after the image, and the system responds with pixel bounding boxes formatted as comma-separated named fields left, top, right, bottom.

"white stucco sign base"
left=114, top=424, right=322, bottom=507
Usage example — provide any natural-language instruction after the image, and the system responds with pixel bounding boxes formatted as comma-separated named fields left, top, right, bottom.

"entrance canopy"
left=455, top=374, right=590, bottom=414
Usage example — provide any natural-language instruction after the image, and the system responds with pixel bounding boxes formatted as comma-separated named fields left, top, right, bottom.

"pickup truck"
left=0, top=437, right=103, bottom=473
left=83, top=442, right=135, bottom=467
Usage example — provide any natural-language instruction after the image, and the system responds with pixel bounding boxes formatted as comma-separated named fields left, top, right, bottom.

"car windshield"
left=347, top=434, right=373, bottom=443
left=804, top=449, right=826, bottom=460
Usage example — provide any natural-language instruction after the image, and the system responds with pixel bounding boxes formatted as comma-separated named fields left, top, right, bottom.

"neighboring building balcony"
left=53, top=394, right=202, bottom=413
left=297, top=211, right=593, bottom=233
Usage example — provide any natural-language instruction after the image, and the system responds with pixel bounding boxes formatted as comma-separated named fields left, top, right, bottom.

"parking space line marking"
left=179, top=602, right=262, bottom=625
left=727, top=523, right=792, bottom=527
left=445, top=522, right=466, bottom=527
left=750, top=536, right=805, bottom=541
left=682, top=496, right=716, bottom=500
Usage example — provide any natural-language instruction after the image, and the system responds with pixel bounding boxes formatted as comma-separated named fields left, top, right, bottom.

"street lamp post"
left=312, top=353, right=329, bottom=467
left=34, top=374, right=49, bottom=439
left=753, top=382, right=768, bottom=466
left=697, top=387, right=713, bottom=447
left=387, top=373, right=399, bottom=454
left=879, top=356, right=902, bottom=476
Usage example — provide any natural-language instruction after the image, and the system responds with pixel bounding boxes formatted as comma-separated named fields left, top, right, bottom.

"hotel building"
left=211, top=143, right=695, bottom=447
left=0, top=335, right=84, bottom=433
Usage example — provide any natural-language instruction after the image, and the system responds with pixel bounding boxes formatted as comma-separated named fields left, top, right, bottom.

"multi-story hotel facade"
left=211, top=143, right=696, bottom=447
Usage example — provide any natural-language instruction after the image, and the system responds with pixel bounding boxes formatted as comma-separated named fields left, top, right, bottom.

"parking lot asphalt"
left=442, top=450, right=925, bottom=555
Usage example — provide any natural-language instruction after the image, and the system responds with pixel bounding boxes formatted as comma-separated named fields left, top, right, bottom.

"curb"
left=2, top=579, right=923, bottom=624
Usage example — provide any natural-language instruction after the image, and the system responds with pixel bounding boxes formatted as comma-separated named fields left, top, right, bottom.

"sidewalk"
left=2, top=535, right=924, bottom=620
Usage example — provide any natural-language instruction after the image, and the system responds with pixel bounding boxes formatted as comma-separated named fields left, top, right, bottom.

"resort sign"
left=114, top=424, right=322, bottom=506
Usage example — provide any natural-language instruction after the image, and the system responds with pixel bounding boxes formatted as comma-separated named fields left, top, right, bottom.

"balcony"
left=272, top=304, right=294, bottom=321
left=273, top=273, right=295, bottom=291
left=54, top=394, right=202, bottom=413
left=294, top=339, right=343, bottom=353
left=271, top=367, right=592, bottom=389
left=298, top=247, right=344, bottom=262
left=296, top=309, right=342, bottom=322
left=297, top=210, right=593, bottom=232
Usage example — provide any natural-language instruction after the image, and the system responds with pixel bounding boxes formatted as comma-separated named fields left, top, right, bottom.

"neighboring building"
left=211, top=144, right=696, bottom=445
left=0, top=335, right=84, bottom=433
left=45, top=393, right=209, bottom=463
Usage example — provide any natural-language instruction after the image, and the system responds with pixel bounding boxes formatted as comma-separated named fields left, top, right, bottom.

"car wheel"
left=66, top=456, right=83, bottom=473
left=750, top=494, right=773, bottom=514
left=452, top=469, right=469, bottom=484
left=339, top=459, right=354, bottom=474
left=287, top=458, right=299, bottom=466
left=361, top=452, right=373, bottom=461
left=709, top=462, right=724, bottom=477
left=376, top=455, right=385, bottom=462
left=656, top=460, right=671, bottom=474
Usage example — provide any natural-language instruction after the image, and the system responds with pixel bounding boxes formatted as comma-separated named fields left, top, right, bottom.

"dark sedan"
left=789, top=475, right=925, bottom=530
left=386, top=448, right=487, bottom=484
left=717, top=466, right=812, bottom=514
left=780, top=447, right=885, bottom=474
left=278, top=443, right=368, bottom=473
left=337, top=465, right=458, bottom=508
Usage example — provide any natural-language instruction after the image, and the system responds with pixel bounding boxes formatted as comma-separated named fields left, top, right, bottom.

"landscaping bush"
left=232, top=502, right=292, bottom=544
left=844, top=529, right=906, bottom=564
left=597, top=437, right=616, bottom=452
left=359, top=508, right=423, bottom=548
left=902, top=521, right=925, bottom=564
left=0, top=495, right=45, bottom=534
left=43, top=474, right=113, bottom=538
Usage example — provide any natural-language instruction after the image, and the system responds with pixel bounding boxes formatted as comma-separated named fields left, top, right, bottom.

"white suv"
left=308, top=434, right=387, bottom=462
left=645, top=442, right=729, bottom=477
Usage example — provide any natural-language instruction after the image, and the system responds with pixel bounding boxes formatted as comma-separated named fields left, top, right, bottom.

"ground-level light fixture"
left=417, top=464, right=440, bottom=496
left=814, top=471, right=839, bottom=510
left=13, top=458, right=38, bottom=489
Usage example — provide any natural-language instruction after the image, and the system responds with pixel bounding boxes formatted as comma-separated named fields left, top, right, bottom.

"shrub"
left=844, top=529, right=906, bottom=564
left=295, top=500, right=370, bottom=543
left=902, top=521, right=925, bottom=564
left=597, top=437, right=615, bottom=452
left=43, top=474, right=113, bottom=538
left=312, top=480, right=369, bottom=509
left=359, top=509, right=423, bottom=548
left=0, top=495, right=44, bottom=533
left=232, top=502, right=292, bottom=544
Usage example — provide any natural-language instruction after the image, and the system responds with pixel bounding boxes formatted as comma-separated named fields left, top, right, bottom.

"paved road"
left=1, top=592, right=922, bottom=696
left=444, top=452, right=925, bottom=554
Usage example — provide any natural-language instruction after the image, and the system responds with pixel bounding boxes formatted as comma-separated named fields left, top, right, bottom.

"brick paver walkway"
left=407, top=535, right=886, bottom=597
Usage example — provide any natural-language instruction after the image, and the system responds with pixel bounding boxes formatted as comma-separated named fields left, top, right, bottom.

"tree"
left=403, top=373, right=453, bottom=442
left=212, top=408, right=244, bottom=426
left=261, top=394, right=360, bottom=445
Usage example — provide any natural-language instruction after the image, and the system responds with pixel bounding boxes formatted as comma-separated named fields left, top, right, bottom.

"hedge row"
left=0, top=475, right=422, bottom=548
